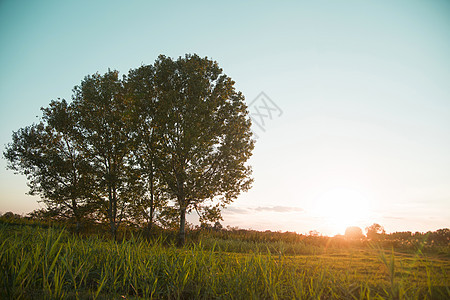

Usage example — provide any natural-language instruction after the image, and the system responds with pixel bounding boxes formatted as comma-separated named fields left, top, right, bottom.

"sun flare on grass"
left=311, top=188, right=372, bottom=235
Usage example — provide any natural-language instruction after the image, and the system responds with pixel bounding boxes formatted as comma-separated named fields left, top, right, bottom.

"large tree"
left=71, top=70, right=133, bottom=239
left=152, top=54, right=254, bottom=245
left=126, top=64, right=168, bottom=234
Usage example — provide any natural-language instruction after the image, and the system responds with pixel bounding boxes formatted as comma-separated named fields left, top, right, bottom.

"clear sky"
left=1, top=0, right=449, bottom=236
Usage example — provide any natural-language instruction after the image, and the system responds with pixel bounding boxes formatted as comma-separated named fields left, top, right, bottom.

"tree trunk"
left=178, top=206, right=187, bottom=247
left=147, top=205, right=154, bottom=236
left=72, top=199, right=82, bottom=234
left=147, top=161, right=154, bottom=237
left=108, top=185, right=117, bottom=240
left=176, top=171, right=186, bottom=247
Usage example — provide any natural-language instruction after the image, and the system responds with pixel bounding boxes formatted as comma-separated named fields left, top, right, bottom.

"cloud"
left=254, top=206, right=304, bottom=213
left=383, top=216, right=405, bottom=220
left=223, top=206, right=250, bottom=215
left=223, top=205, right=304, bottom=215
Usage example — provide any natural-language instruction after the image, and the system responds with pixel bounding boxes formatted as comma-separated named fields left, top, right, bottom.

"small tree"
left=365, top=223, right=385, bottom=241
left=3, top=100, right=90, bottom=230
left=345, top=226, right=364, bottom=240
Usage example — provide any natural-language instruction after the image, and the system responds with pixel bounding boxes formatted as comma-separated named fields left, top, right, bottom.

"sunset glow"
left=309, top=188, right=372, bottom=235
left=1, top=0, right=449, bottom=235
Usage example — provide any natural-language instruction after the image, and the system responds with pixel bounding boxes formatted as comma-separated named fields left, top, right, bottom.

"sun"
left=310, top=188, right=372, bottom=235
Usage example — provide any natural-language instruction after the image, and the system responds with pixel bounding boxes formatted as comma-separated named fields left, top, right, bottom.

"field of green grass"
left=1, top=223, right=448, bottom=299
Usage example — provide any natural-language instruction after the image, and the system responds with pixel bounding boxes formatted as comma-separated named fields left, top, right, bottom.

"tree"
left=126, top=64, right=168, bottom=234
left=3, top=100, right=90, bottom=230
left=71, top=70, right=133, bottom=239
left=365, top=223, right=385, bottom=241
left=345, top=226, right=364, bottom=240
left=152, top=54, right=254, bottom=245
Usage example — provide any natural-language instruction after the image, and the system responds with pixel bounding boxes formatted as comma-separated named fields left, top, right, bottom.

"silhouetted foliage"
left=345, top=226, right=364, bottom=240
left=1, top=212, right=21, bottom=220
left=366, top=223, right=386, bottom=241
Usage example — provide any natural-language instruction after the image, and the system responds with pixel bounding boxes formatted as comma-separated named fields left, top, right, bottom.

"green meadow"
left=1, top=223, right=448, bottom=299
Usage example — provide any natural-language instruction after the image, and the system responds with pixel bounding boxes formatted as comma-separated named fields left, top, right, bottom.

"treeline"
left=367, top=228, right=449, bottom=248
left=205, top=226, right=449, bottom=247
left=3, top=54, right=254, bottom=245
left=2, top=211, right=447, bottom=255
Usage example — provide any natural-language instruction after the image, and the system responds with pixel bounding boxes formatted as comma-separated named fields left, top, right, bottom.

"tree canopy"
left=151, top=55, right=254, bottom=245
left=3, top=54, right=254, bottom=244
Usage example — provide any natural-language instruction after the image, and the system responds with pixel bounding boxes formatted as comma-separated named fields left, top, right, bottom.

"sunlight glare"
left=311, top=188, right=372, bottom=235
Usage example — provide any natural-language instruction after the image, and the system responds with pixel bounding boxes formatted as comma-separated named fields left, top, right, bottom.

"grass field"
left=1, top=223, right=448, bottom=299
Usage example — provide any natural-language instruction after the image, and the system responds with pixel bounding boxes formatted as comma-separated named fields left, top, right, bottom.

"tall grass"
left=1, top=224, right=448, bottom=299
left=193, top=236, right=322, bottom=256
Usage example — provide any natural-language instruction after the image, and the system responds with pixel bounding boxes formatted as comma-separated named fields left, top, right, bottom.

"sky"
left=1, top=0, right=449, bottom=236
